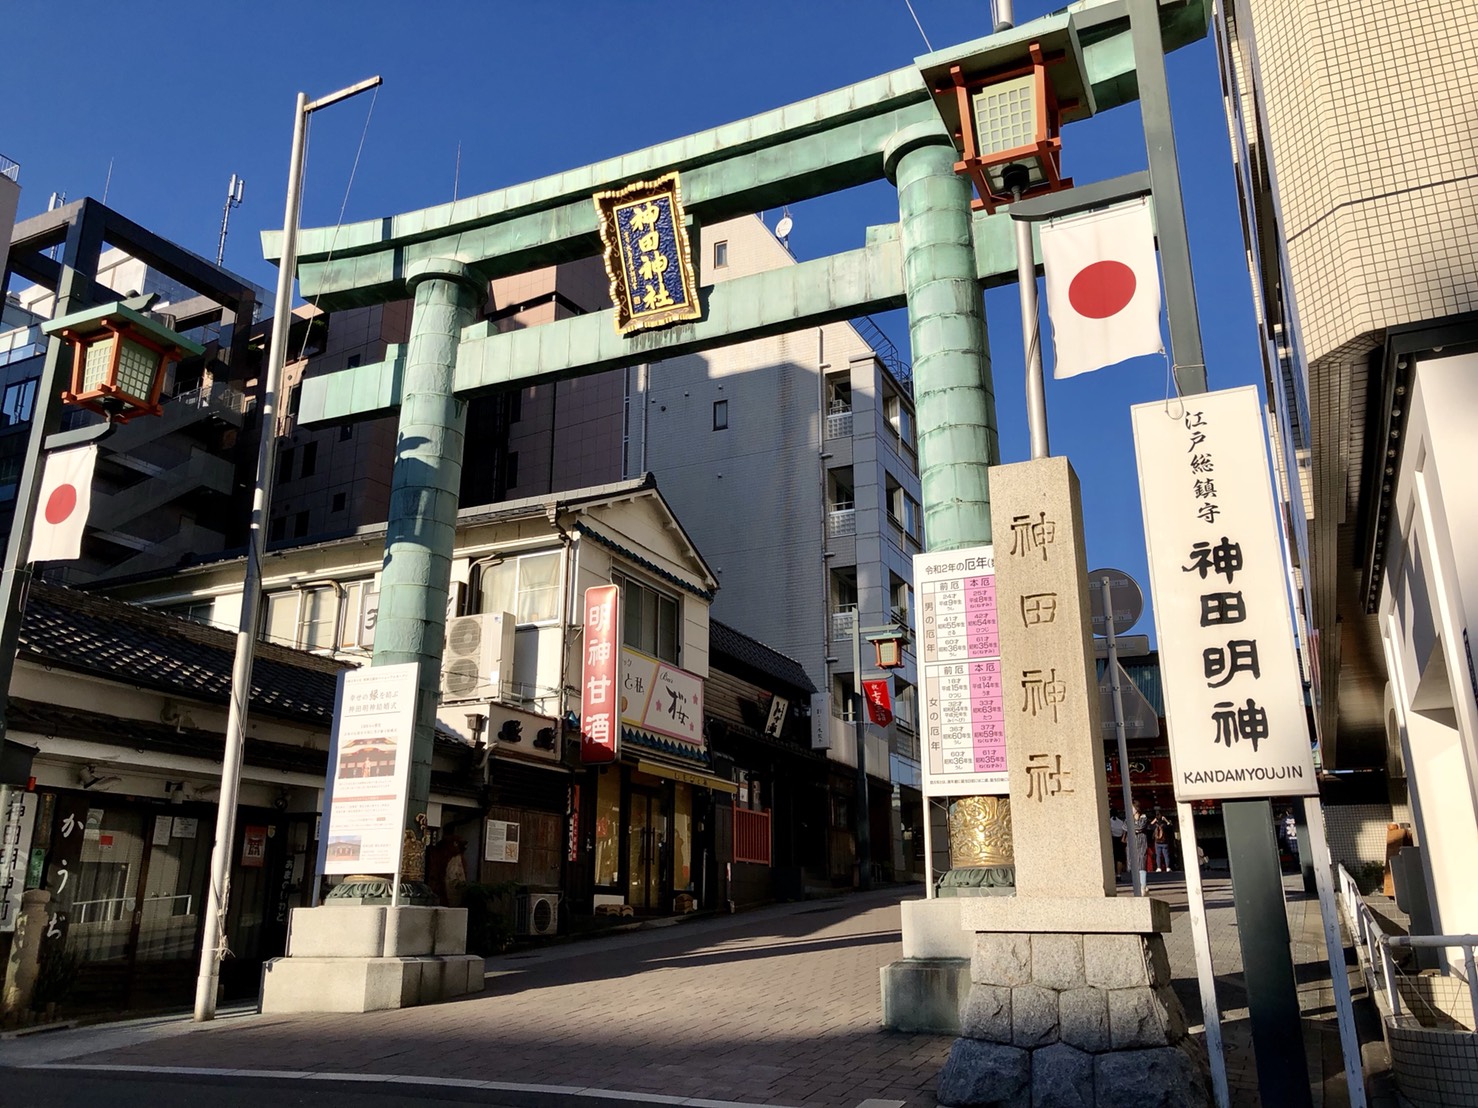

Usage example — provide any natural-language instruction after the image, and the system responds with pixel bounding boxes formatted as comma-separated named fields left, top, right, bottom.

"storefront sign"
left=914, top=545, right=1008, bottom=797
left=567, top=784, right=580, bottom=863
left=581, top=584, right=621, bottom=764
left=1132, top=387, right=1317, bottom=800
left=484, top=819, right=520, bottom=864
left=593, top=172, right=701, bottom=335
left=620, top=648, right=704, bottom=747
left=241, top=825, right=268, bottom=869
left=1, top=790, right=37, bottom=932
left=809, top=692, right=830, bottom=751
left=862, top=679, right=894, bottom=727
left=321, top=662, right=419, bottom=875
left=1106, top=755, right=1174, bottom=788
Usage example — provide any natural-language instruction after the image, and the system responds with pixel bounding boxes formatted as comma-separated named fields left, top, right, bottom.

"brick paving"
left=1, top=876, right=1383, bottom=1107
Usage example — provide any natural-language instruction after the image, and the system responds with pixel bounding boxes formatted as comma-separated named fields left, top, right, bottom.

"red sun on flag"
left=45, top=484, right=78, bottom=525
left=1067, top=260, right=1138, bottom=320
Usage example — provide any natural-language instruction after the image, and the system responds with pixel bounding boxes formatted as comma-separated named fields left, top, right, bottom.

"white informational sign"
left=171, top=816, right=199, bottom=839
left=914, top=545, right=1008, bottom=797
left=620, top=648, right=704, bottom=747
left=322, top=662, right=419, bottom=875
left=1, top=790, right=38, bottom=932
left=1132, top=386, right=1317, bottom=800
left=484, top=819, right=520, bottom=864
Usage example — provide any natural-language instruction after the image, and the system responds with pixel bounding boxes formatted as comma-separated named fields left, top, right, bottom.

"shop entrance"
left=627, top=787, right=667, bottom=912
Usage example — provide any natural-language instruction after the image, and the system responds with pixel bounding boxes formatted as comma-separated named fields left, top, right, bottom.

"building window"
left=889, top=481, right=923, bottom=543
left=504, top=451, right=519, bottom=488
left=277, top=446, right=295, bottom=485
left=295, top=510, right=310, bottom=538
left=509, top=389, right=523, bottom=423
left=1, top=378, right=38, bottom=426
left=300, top=440, right=318, bottom=479
left=331, top=492, right=347, bottom=513
left=475, top=550, right=562, bottom=624
left=884, top=392, right=916, bottom=451
left=712, top=399, right=728, bottom=430
left=298, top=585, right=338, bottom=650
left=347, top=353, right=362, bottom=368
left=714, top=240, right=728, bottom=268
left=614, top=571, right=679, bottom=663
left=340, top=423, right=354, bottom=442
left=162, top=599, right=217, bottom=627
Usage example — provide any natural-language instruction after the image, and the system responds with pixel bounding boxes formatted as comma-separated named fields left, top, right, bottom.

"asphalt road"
left=0, top=1069, right=690, bottom=1108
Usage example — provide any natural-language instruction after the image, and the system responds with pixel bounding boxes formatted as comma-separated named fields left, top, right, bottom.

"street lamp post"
left=193, top=76, right=381, bottom=1023
left=849, top=615, right=908, bottom=893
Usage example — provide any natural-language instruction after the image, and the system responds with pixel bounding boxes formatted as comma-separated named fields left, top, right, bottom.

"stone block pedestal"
left=938, top=926, right=1210, bottom=1107
left=260, top=904, right=484, bottom=1014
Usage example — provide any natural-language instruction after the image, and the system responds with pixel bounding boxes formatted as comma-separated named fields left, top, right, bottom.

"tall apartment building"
left=1217, top=0, right=1478, bottom=947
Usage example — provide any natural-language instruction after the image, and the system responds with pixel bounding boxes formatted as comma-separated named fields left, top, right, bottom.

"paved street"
left=0, top=876, right=1376, bottom=1108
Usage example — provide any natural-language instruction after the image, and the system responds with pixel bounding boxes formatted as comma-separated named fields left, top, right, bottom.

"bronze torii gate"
left=272, top=0, right=1211, bottom=821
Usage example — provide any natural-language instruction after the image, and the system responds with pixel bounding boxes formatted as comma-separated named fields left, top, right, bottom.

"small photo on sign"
left=337, top=736, right=398, bottom=779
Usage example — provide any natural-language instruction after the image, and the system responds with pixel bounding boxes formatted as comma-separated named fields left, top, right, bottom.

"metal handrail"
left=1337, top=863, right=1478, bottom=1028
left=0, top=154, right=19, bottom=182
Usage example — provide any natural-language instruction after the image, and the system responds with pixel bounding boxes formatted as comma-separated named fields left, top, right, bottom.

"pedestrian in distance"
left=1148, top=806, right=1173, bottom=872
left=1109, top=809, right=1127, bottom=878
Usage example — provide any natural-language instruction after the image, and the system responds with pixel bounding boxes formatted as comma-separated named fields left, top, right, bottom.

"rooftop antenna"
left=102, top=158, right=114, bottom=204
left=216, top=173, right=245, bottom=266
left=453, top=140, right=462, bottom=201
left=775, top=206, right=794, bottom=252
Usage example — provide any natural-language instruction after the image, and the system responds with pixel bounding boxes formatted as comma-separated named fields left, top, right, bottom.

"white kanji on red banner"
left=29, top=445, right=97, bottom=563
left=1040, top=198, right=1163, bottom=379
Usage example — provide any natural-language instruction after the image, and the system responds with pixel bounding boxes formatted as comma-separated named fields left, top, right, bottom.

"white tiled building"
left=1218, top=0, right=1478, bottom=953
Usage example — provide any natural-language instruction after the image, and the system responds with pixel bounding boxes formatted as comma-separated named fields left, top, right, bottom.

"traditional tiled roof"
left=709, top=621, right=816, bottom=695
left=18, top=582, right=348, bottom=724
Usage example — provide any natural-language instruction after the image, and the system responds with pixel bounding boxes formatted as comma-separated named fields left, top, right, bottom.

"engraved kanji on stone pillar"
left=989, top=457, right=1115, bottom=898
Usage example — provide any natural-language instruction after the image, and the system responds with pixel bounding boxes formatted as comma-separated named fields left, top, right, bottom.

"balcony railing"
left=826, top=409, right=853, bottom=440
left=831, top=608, right=857, bottom=641
left=826, top=507, right=857, bottom=537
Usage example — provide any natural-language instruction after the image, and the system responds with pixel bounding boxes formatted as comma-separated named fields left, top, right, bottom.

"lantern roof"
left=915, top=15, right=1096, bottom=149
left=41, top=297, right=206, bottom=358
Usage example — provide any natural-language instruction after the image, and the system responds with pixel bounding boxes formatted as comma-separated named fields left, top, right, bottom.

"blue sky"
left=3, top=1, right=1261, bottom=643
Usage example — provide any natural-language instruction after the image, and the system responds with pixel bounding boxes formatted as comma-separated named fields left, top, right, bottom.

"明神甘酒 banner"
left=1132, top=387, right=1316, bottom=801
left=594, top=173, right=701, bottom=336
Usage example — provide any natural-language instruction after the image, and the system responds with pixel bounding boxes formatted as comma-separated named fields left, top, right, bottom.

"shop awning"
left=634, top=758, right=738, bottom=794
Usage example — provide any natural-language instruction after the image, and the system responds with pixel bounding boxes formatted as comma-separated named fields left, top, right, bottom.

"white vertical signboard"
left=322, top=662, right=419, bottom=875
left=914, top=545, right=1008, bottom=797
left=1132, top=386, right=1316, bottom=800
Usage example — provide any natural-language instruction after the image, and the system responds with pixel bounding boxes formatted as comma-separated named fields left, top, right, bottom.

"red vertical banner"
left=581, top=584, right=621, bottom=764
left=862, top=678, right=894, bottom=727
left=242, top=825, right=268, bottom=868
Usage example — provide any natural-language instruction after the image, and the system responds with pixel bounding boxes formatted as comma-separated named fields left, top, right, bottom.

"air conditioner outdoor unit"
left=515, top=892, right=560, bottom=937
left=440, top=612, right=515, bottom=703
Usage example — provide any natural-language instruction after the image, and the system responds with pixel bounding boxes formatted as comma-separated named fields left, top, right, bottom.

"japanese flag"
left=1039, top=198, right=1163, bottom=379
left=29, top=445, right=97, bottom=563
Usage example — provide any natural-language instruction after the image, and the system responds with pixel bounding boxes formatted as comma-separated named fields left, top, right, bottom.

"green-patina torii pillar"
left=886, top=124, right=1000, bottom=549
left=372, top=259, right=481, bottom=822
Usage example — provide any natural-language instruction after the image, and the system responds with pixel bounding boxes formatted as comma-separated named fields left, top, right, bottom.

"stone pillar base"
left=259, top=903, right=484, bottom=1014
left=937, top=928, right=1212, bottom=1107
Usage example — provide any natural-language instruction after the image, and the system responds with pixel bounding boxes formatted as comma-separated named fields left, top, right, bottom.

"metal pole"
left=994, top=0, right=1014, bottom=35
left=1012, top=184, right=1049, bottom=460
left=1127, top=0, right=1205, bottom=394
left=922, top=795, right=936, bottom=899
left=1304, top=799, right=1368, bottom=1107
left=1103, top=575, right=1141, bottom=895
left=852, top=613, right=871, bottom=891
left=1178, top=799, right=1230, bottom=1108
left=193, top=78, right=381, bottom=1023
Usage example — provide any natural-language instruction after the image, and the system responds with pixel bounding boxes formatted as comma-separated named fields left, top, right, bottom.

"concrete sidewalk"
left=0, top=878, right=1383, bottom=1107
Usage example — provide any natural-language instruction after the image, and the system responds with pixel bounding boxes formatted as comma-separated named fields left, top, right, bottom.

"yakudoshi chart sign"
left=915, top=545, right=1007, bottom=797
left=1132, top=386, right=1316, bottom=800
